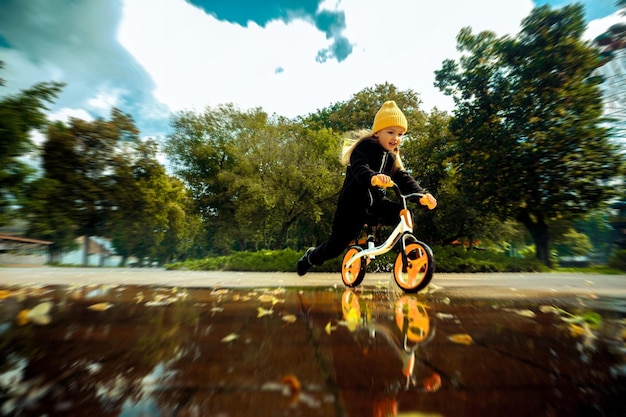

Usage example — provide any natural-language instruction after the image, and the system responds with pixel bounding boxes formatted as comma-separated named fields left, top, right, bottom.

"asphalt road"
left=1, top=266, right=625, bottom=416
left=1, top=266, right=625, bottom=298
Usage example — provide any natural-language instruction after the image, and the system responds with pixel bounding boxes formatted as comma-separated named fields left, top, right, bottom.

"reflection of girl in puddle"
left=340, top=289, right=441, bottom=416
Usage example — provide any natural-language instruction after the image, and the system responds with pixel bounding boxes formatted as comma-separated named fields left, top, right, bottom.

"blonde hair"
left=341, top=129, right=405, bottom=173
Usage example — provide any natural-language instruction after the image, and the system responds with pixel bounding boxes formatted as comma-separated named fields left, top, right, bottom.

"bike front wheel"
left=393, top=241, right=434, bottom=293
left=341, top=246, right=367, bottom=288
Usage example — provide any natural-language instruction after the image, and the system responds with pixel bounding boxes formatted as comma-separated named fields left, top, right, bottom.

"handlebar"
left=373, top=180, right=436, bottom=210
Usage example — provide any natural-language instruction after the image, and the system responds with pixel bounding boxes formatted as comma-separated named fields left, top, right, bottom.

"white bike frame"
left=343, top=191, right=423, bottom=270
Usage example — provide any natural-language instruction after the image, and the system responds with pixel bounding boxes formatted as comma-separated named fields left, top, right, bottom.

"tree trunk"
left=273, top=218, right=296, bottom=250
left=83, top=235, right=90, bottom=267
left=516, top=211, right=552, bottom=267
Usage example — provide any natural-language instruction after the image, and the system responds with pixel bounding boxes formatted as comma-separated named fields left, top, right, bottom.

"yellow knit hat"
left=371, top=101, right=408, bottom=134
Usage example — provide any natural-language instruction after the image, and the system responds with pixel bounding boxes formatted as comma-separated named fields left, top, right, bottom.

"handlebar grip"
left=371, top=177, right=395, bottom=188
left=419, top=194, right=437, bottom=210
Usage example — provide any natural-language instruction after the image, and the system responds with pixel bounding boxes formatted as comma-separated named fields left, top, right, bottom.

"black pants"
left=308, top=198, right=402, bottom=266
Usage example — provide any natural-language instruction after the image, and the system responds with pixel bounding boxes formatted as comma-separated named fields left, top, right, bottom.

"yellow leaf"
left=515, top=309, right=536, bottom=318
left=569, top=323, right=586, bottom=337
left=258, top=294, right=275, bottom=303
left=29, top=301, right=53, bottom=316
left=448, top=334, right=473, bottom=345
left=221, top=333, right=239, bottom=343
left=281, top=314, right=297, bottom=323
left=17, top=309, right=30, bottom=326
left=343, top=308, right=360, bottom=332
left=27, top=302, right=53, bottom=325
left=88, top=302, right=113, bottom=311
left=539, top=305, right=558, bottom=314
left=0, top=290, right=12, bottom=299
left=325, top=322, right=333, bottom=335
left=257, top=307, right=273, bottom=318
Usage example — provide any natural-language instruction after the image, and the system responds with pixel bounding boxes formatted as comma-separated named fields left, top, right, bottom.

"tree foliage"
left=165, top=104, right=344, bottom=254
left=0, top=79, right=64, bottom=225
left=434, top=4, right=623, bottom=265
left=108, top=138, right=203, bottom=266
left=41, top=109, right=140, bottom=264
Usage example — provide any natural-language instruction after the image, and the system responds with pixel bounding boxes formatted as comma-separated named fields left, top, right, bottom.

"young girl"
left=297, top=100, right=437, bottom=275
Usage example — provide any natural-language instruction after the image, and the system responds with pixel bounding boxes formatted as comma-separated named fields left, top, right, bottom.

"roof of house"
left=0, top=234, right=53, bottom=245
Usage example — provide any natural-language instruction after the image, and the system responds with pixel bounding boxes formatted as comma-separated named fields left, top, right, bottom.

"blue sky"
left=0, top=0, right=623, bottom=141
left=534, top=0, right=619, bottom=20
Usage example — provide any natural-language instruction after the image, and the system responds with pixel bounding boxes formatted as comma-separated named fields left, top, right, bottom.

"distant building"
left=0, top=234, right=51, bottom=265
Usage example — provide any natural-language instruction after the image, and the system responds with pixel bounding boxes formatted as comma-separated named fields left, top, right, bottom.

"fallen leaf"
left=281, top=314, right=297, bottom=323
left=539, top=305, right=558, bottom=314
left=88, top=302, right=113, bottom=311
left=448, top=334, right=473, bottom=345
left=27, top=302, right=53, bottom=325
left=221, top=333, right=239, bottom=343
left=281, top=374, right=301, bottom=404
left=325, top=322, right=333, bottom=335
left=281, top=374, right=301, bottom=394
left=341, top=308, right=360, bottom=332
left=257, top=307, right=273, bottom=318
left=17, top=309, right=30, bottom=326
left=435, top=313, right=455, bottom=320
left=515, top=309, right=536, bottom=318
left=0, top=290, right=12, bottom=299
left=569, top=323, right=586, bottom=337
left=258, top=294, right=274, bottom=303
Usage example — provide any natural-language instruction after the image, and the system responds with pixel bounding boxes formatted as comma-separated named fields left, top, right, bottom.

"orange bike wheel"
left=393, top=241, right=434, bottom=293
left=341, top=246, right=366, bottom=287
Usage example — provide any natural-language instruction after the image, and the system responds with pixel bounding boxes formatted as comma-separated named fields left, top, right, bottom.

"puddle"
left=0, top=283, right=625, bottom=416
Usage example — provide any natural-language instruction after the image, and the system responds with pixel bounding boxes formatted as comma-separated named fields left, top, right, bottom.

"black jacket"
left=338, top=137, right=424, bottom=208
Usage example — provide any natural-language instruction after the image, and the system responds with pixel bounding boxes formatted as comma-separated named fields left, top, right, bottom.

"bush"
left=165, top=245, right=548, bottom=273
left=431, top=245, right=546, bottom=273
left=608, top=249, right=626, bottom=271
left=166, top=248, right=301, bottom=272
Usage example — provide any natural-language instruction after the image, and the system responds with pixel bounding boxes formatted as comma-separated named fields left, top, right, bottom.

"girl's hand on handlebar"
left=371, top=174, right=393, bottom=188
left=419, top=193, right=437, bottom=210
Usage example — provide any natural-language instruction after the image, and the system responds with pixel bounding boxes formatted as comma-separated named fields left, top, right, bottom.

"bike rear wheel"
left=393, top=241, right=434, bottom=293
left=341, top=246, right=367, bottom=287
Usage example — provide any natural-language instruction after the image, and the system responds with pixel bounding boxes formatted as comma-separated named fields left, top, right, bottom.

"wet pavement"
left=0, top=268, right=625, bottom=416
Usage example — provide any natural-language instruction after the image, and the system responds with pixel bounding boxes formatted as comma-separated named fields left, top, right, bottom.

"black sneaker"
left=296, top=247, right=315, bottom=276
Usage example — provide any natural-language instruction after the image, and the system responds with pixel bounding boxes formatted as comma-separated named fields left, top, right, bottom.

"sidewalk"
left=1, top=266, right=625, bottom=298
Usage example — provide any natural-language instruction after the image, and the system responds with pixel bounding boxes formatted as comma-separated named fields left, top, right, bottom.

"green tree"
left=166, top=104, right=242, bottom=253
left=0, top=78, right=64, bottom=225
left=110, top=139, right=174, bottom=266
left=165, top=104, right=344, bottom=253
left=156, top=177, right=205, bottom=265
left=20, top=177, right=78, bottom=263
left=434, top=4, right=622, bottom=266
left=304, top=82, right=425, bottom=133
left=553, top=228, right=592, bottom=257
left=223, top=121, right=343, bottom=250
left=43, top=109, right=139, bottom=265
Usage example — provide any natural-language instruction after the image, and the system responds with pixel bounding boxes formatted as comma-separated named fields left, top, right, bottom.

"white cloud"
left=87, top=88, right=123, bottom=112
left=118, top=0, right=537, bottom=118
left=585, top=10, right=626, bottom=40
left=48, top=108, right=94, bottom=123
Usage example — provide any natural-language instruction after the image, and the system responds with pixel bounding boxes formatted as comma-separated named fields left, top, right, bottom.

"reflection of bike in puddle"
left=341, top=289, right=441, bottom=394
